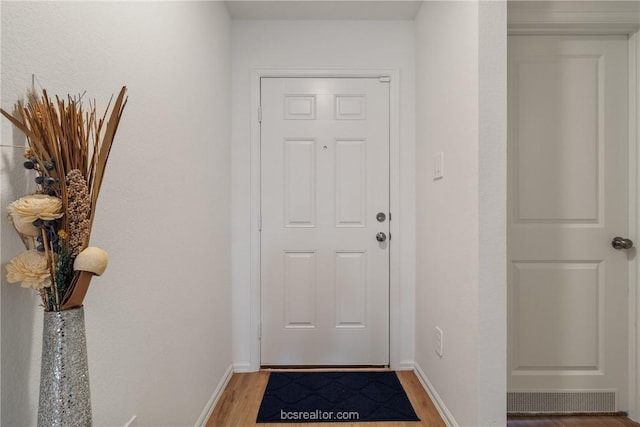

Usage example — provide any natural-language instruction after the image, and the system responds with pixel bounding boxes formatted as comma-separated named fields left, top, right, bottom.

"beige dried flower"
left=6, top=250, right=51, bottom=289
left=8, top=194, right=63, bottom=223
left=66, top=169, right=91, bottom=256
left=8, top=213, right=41, bottom=237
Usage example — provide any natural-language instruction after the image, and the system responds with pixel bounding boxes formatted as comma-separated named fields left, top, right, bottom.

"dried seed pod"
left=66, top=169, right=91, bottom=256
left=73, top=247, right=108, bottom=276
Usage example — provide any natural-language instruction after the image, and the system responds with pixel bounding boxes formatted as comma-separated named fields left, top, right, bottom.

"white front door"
left=260, top=77, right=390, bottom=366
left=508, top=36, right=631, bottom=412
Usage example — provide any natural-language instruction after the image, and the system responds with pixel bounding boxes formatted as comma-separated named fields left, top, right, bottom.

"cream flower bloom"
left=9, top=215, right=41, bottom=237
left=6, top=250, right=51, bottom=289
left=8, top=194, right=63, bottom=223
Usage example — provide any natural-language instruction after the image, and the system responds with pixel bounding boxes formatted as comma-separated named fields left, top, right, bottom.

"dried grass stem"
left=0, top=87, right=127, bottom=310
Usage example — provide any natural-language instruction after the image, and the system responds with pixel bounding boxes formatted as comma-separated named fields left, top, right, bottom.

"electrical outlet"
left=435, top=326, right=443, bottom=358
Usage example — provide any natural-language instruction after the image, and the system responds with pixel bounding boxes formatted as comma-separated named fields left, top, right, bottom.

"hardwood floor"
left=507, top=415, right=640, bottom=427
left=205, top=369, right=640, bottom=427
left=205, top=370, right=446, bottom=426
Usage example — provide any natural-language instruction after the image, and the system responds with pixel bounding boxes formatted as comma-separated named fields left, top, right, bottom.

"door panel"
left=261, top=77, right=390, bottom=366
left=508, top=36, right=629, bottom=412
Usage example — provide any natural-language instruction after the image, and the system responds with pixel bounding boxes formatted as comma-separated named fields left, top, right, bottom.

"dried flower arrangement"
left=1, top=87, right=127, bottom=311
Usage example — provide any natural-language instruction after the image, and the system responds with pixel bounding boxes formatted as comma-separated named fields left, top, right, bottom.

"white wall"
left=415, top=2, right=506, bottom=426
left=0, top=2, right=232, bottom=426
left=477, top=2, right=507, bottom=425
left=231, top=20, right=416, bottom=370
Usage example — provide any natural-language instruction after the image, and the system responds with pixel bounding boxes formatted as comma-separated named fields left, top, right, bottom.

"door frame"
left=508, top=0, right=640, bottom=418
left=631, top=28, right=640, bottom=422
left=248, top=69, right=401, bottom=370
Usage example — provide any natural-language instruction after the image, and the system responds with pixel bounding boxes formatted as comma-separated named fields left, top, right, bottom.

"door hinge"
left=258, top=214, right=262, bottom=232
left=389, top=212, right=392, bottom=221
left=379, top=76, right=391, bottom=83
left=258, top=106, right=262, bottom=123
left=389, top=232, right=392, bottom=241
left=258, top=323, right=262, bottom=340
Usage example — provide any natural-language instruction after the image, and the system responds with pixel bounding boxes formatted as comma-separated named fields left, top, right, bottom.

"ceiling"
left=224, top=1, right=424, bottom=20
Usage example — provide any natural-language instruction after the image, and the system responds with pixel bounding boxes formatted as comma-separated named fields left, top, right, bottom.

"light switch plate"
left=435, top=326, right=443, bottom=357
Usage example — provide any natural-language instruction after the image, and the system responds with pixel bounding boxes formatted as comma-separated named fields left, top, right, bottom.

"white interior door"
left=507, top=36, right=631, bottom=412
left=260, top=77, right=390, bottom=366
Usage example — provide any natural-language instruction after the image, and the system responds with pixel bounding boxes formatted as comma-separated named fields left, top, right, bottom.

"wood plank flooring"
left=205, top=369, right=640, bottom=427
left=205, top=370, right=446, bottom=427
left=507, top=415, right=640, bottom=427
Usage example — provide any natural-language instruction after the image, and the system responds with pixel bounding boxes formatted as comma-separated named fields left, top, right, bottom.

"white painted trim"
left=508, top=1, right=640, bottom=35
left=233, top=362, right=252, bottom=373
left=388, top=70, right=402, bottom=371
left=398, top=359, right=416, bottom=371
left=249, top=68, right=401, bottom=370
left=194, top=364, right=234, bottom=427
left=631, top=29, right=640, bottom=423
left=413, top=362, right=458, bottom=427
left=249, top=71, right=262, bottom=372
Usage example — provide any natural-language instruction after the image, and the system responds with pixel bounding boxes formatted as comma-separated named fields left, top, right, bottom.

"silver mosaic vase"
left=38, top=306, right=92, bottom=427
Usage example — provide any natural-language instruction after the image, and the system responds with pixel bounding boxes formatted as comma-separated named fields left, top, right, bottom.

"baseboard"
left=397, top=360, right=416, bottom=371
left=194, top=364, right=234, bottom=427
left=413, top=362, right=459, bottom=427
left=233, top=362, right=253, bottom=372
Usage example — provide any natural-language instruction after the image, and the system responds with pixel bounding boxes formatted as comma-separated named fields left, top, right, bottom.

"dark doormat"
left=256, top=371, right=420, bottom=423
